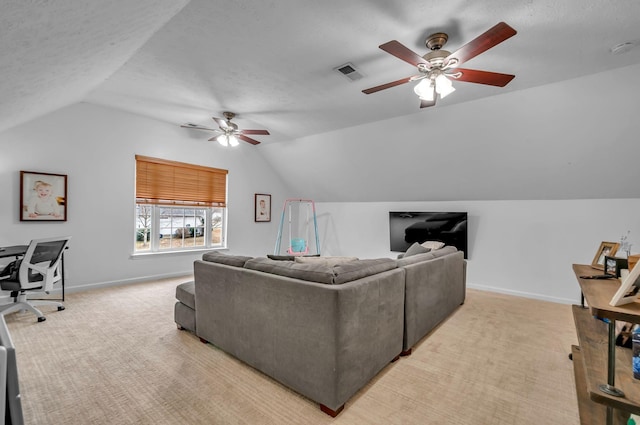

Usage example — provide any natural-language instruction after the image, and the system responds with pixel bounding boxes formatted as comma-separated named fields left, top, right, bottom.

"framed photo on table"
left=20, top=171, right=67, bottom=222
left=255, top=194, right=271, bottom=222
left=591, top=241, right=619, bottom=270
left=605, top=256, right=628, bottom=278
left=610, top=261, right=640, bottom=306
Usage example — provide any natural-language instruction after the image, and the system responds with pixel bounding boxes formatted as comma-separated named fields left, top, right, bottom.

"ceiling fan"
left=362, top=22, right=517, bottom=108
left=181, top=112, right=269, bottom=146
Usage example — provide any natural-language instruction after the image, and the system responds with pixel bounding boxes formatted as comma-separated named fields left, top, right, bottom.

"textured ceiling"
left=2, top=0, right=640, bottom=142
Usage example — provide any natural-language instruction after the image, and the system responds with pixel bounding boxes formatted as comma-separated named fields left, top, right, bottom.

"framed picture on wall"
left=591, top=241, right=619, bottom=270
left=255, top=193, right=271, bottom=222
left=20, top=171, right=67, bottom=221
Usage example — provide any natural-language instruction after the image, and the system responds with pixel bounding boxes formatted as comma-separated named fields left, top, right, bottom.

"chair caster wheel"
left=58, top=306, right=65, bottom=311
left=37, top=316, right=46, bottom=323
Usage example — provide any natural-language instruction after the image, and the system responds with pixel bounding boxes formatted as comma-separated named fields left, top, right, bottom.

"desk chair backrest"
left=18, top=237, right=71, bottom=292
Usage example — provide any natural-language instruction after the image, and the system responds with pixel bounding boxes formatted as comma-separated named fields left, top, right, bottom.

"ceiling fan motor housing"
left=426, top=32, right=448, bottom=50
left=423, top=50, right=451, bottom=68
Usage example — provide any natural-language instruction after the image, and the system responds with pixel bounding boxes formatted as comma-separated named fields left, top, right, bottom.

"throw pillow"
left=420, top=241, right=445, bottom=251
left=404, top=242, right=430, bottom=257
left=202, top=251, right=253, bottom=267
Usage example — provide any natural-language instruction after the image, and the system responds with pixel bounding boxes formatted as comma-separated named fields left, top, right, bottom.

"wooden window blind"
left=135, top=155, right=228, bottom=207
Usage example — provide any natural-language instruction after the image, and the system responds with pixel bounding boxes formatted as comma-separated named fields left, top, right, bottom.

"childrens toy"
left=274, top=199, right=320, bottom=256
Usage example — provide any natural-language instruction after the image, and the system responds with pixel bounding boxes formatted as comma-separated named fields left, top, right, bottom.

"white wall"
left=2, top=67, right=639, bottom=304
left=316, top=199, right=640, bottom=304
left=0, top=103, right=292, bottom=291
left=255, top=64, right=640, bottom=304
left=260, top=63, right=640, bottom=202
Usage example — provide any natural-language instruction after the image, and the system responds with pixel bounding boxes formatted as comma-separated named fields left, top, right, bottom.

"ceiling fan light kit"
left=216, top=134, right=239, bottom=147
left=414, top=71, right=456, bottom=100
left=363, top=22, right=517, bottom=108
left=181, top=111, right=270, bottom=147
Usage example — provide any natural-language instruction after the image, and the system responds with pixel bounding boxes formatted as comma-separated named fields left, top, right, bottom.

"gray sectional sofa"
left=175, top=246, right=465, bottom=416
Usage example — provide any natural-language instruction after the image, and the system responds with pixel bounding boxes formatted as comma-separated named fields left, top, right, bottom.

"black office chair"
left=0, top=236, right=71, bottom=322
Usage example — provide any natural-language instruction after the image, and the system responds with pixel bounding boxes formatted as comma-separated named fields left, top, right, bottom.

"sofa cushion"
left=244, top=257, right=335, bottom=284
left=294, top=256, right=358, bottom=267
left=202, top=251, right=253, bottom=267
left=332, top=259, right=397, bottom=284
left=404, top=242, right=431, bottom=258
left=396, top=246, right=458, bottom=267
left=396, top=251, right=436, bottom=267
left=175, top=281, right=196, bottom=310
left=244, top=257, right=398, bottom=285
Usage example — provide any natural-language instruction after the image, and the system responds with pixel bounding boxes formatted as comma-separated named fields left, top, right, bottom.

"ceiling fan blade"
left=449, top=68, right=515, bottom=87
left=362, top=76, right=417, bottom=94
left=420, top=98, right=436, bottom=108
left=444, top=22, right=516, bottom=66
left=213, top=117, right=229, bottom=129
left=379, top=40, right=430, bottom=68
left=238, top=134, right=261, bottom=145
left=181, top=124, right=218, bottom=132
left=241, top=129, right=270, bottom=135
left=208, top=135, right=219, bottom=142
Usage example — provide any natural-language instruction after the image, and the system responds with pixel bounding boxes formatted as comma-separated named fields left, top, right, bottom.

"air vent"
left=334, top=62, right=363, bottom=81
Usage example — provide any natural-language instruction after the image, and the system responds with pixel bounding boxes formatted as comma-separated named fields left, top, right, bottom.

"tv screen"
left=389, top=211, right=468, bottom=259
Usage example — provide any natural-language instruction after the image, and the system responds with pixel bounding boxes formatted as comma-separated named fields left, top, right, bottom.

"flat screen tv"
left=0, top=315, right=24, bottom=425
left=389, top=211, right=468, bottom=259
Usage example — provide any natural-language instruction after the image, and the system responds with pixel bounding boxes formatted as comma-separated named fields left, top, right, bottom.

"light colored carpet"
left=5, top=277, right=580, bottom=424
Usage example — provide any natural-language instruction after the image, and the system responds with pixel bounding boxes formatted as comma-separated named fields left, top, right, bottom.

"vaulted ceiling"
left=3, top=0, right=640, bottom=144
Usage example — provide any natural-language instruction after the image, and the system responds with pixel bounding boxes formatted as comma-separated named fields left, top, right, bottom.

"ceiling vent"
left=334, top=62, right=363, bottom=81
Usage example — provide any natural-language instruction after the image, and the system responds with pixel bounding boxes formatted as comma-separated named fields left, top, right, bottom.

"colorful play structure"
left=274, top=199, right=320, bottom=256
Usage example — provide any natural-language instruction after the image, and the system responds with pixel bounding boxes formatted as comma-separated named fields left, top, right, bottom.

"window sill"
left=130, top=247, right=227, bottom=259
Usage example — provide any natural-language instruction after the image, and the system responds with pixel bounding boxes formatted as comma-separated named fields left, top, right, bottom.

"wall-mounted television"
left=389, top=211, right=468, bottom=259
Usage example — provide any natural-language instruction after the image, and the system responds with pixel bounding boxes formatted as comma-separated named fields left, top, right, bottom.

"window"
left=134, top=155, right=228, bottom=253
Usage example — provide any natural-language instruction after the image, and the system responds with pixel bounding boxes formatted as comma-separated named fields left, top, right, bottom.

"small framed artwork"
left=255, top=193, right=271, bottom=222
left=20, top=171, right=67, bottom=222
left=591, top=241, right=620, bottom=270
left=605, top=256, right=629, bottom=278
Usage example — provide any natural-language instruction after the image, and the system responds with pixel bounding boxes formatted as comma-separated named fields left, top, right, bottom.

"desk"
left=0, top=245, right=66, bottom=301
left=0, top=246, right=28, bottom=259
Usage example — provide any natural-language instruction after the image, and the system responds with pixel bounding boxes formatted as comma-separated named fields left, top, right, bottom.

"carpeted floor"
left=5, top=277, right=580, bottom=424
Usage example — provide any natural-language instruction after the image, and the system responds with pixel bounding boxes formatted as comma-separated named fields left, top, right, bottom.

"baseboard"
left=467, top=283, right=576, bottom=305
left=60, top=271, right=194, bottom=294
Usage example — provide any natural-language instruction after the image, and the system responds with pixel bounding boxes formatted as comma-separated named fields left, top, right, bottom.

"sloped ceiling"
left=0, top=0, right=189, bottom=132
left=2, top=1, right=640, bottom=201
left=3, top=0, right=640, bottom=140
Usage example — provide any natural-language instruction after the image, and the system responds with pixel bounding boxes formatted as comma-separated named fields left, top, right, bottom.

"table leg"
left=61, top=253, right=65, bottom=302
left=599, top=319, right=625, bottom=399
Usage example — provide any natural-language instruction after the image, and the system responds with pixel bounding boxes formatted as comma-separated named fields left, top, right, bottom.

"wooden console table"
left=572, top=264, right=640, bottom=424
